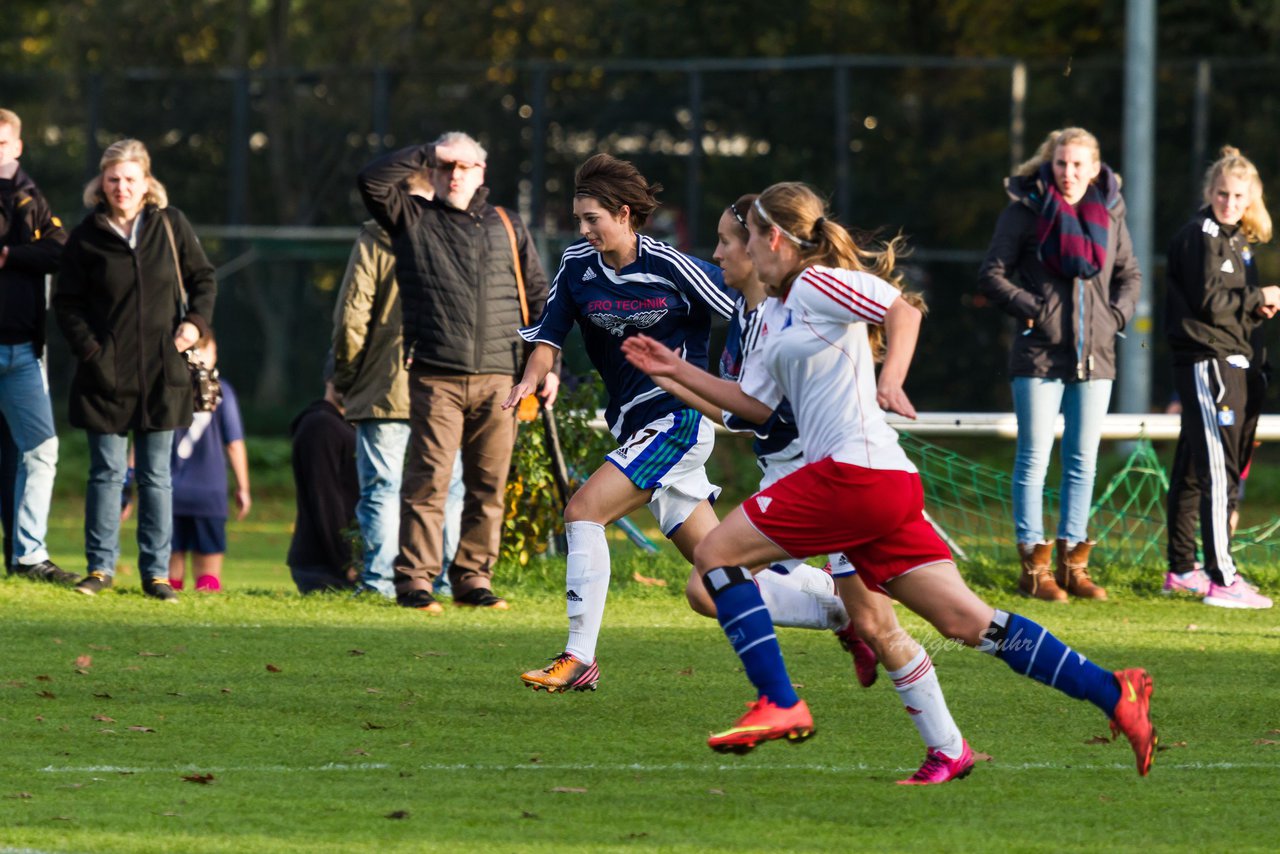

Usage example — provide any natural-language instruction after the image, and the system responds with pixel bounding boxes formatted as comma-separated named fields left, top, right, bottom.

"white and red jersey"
left=738, top=264, right=916, bottom=473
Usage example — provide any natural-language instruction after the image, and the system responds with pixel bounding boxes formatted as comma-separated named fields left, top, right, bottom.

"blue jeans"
left=1011, top=377, right=1113, bottom=545
left=436, top=451, right=465, bottom=596
left=355, top=423, right=463, bottom=597
left=354, top=420, right=411, bottom=598
left=0, top=344, right=58, bottom=566
left=86, top=430, right=174, bottom=581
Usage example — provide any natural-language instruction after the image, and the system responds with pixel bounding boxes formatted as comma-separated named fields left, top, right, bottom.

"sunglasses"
left=433, top=159, right=483, bottom=172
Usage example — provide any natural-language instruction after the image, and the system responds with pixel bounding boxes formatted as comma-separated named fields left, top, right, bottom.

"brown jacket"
left=330, top=221, right=410, bottom=421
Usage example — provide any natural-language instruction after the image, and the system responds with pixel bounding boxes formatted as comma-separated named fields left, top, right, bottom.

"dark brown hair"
left=574, top=154, right=662, bottom=228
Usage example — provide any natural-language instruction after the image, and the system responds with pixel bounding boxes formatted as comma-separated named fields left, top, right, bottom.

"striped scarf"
left=1035, top=162, right=1109, bottom=280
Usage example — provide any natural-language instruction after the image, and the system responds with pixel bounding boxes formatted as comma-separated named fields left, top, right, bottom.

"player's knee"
left=685, top=572, right=716, bottom=617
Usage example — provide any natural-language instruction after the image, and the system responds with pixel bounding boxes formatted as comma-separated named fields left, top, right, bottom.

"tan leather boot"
left=1017, top=542, right=1066, bottom=601
left=1055, top=539, right=1108, bottom=600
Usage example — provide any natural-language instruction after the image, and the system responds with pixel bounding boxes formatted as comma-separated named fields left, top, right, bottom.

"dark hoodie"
left=0, top=166, right=66, bottom=358
left=978, top=165, right=1142, bottom=381
left=286, top=399, right=358, bottom=573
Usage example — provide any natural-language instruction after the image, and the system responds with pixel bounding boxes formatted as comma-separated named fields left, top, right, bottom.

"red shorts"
left=741, top=457, right=952, bottom=592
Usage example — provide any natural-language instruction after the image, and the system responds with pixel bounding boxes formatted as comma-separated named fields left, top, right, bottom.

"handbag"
left=495, top=206, right=539, bottom=423
left=160, top=210, right=223, bottom=412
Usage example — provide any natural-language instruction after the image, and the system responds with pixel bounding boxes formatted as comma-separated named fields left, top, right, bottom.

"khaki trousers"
left=393, top=372, right=516, bottom=596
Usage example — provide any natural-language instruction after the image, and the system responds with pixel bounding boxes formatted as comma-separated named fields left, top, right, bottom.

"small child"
left=169, top=334, right=250, bottom=591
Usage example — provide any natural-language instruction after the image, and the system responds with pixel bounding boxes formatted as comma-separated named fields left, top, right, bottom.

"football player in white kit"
left=658, top=194, right=972, bottom=785
left=622, top=182, right=1157, bottom=780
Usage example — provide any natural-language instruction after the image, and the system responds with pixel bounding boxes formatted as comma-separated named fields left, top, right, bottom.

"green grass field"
left=2, top=494, right=1279, bottom=853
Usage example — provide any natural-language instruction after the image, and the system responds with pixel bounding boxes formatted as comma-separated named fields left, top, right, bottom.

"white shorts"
left=606, top=409, right=721, bottom=537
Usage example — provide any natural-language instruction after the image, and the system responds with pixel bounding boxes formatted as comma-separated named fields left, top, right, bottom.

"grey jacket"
left=978, top=167, right=1142, bottom=381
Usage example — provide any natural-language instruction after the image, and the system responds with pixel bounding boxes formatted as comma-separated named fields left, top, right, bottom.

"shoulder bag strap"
left=494, top=206, right=529, bottom=326
left=159, top=208, right=189, bottom=317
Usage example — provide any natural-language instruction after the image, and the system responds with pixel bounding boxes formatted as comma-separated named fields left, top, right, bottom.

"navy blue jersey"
left=522, top=234, right=733, bottom=440
left=718, top=297, right=801, bottom=463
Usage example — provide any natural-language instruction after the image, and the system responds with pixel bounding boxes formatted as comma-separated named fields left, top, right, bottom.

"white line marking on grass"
left=37, top=760, right=1278, bottom=775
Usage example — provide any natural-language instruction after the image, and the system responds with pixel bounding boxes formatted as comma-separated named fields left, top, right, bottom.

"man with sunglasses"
left=359, top=131, right=553, bottom=613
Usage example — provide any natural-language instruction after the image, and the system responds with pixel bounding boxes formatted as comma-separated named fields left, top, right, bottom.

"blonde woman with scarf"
left=979, top=128, right=1142, bottom=601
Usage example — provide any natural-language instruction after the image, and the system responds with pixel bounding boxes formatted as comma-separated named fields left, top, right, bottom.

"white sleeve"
left=737, top=343, right=783, bottom=412
left=793, top=265, right=900, bottom=325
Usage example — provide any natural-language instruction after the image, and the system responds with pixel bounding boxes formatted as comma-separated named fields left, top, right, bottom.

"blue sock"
left=704, top=566, right=798, bottom=708
left=978, top=610, right=1121, bottom=717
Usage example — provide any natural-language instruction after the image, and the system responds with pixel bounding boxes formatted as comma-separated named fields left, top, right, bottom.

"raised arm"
left=357, top=144, right=433, bottom=238
left=621, top=334, right=772, bottom=424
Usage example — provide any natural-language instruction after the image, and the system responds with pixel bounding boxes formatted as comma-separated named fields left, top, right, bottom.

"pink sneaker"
left=834, top=622, right=878, bottom=688
left=1162, top=568, right=1210, bottom=597
left=168, top=577, right=185, bottom=591
left=1204, top=578, right=1273, bottom=609
left=195, top=575, right=223, bottom=593
left=897, top=740, right=975, bottom=786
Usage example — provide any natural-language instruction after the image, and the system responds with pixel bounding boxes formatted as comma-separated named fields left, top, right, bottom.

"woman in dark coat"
left=54, top=138, right=216, bottom=601
left=978, top=127, right=1141, bottom=602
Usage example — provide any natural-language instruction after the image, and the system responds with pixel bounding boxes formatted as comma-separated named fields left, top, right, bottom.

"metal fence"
left=6, top=55, right=1280, bottom=429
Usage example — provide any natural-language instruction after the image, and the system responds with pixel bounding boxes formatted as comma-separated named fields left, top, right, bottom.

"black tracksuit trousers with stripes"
left=1167, top=358, right=1254, bottom=585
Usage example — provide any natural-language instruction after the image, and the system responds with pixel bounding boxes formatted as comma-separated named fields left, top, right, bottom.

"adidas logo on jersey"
left=566, top=589, right=583, bottom=602
left=581, top=267, right=597, bottom=281
left=755, top=496, right=773, bottom=513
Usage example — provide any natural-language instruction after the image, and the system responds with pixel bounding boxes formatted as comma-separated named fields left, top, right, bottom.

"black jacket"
left=0, top=167, right=66, bottom=359
left=53, top=205, right=216, bottom=433
left=978, top=167, right=1142, bottom=381
left=357, top=145, right=549, bottom=376
left=286, top=399, right=358, bottom=573
left=1165, top=208, right=1265, bottom=366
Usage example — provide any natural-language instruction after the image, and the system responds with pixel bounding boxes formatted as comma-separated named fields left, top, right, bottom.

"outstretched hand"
left=502, top=381, right=534, bottom=411
left=621, top=334, right=680, bottom=378
left=877, top=379, right=917, bottom=420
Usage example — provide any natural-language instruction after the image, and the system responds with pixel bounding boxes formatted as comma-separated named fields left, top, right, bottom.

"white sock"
left=887, top=645, right=965, bottom=758
left=564, top=521, right=610, bottom=663
left=756, top=569, right=847, bottom=631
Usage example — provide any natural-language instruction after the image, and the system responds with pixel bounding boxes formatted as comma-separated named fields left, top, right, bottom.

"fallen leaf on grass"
left=98, top=729, right=116, bottom=735
left=521, top=811, right=538, bottom=819
left=349, top=649, right=366, bottom=656
left=365, top=688, right=382, bottom=694
left=74, top=669, right=89, bottom=676
left=167, top=692, right=185, bottom=697
left=385, top=810, right=409, bottom=820
left=51, top=816, right=73, bottom=821
left=220, top=688, right=232, bottom=694
left=678, top=667, right=694, bottom=677
left=265, top=664, right=282, bottom=673
left=1157, top=741, right=1188, bottom=750
left=362, top=722, right=385, bottom=730
left=36, top=690, right=55, bottom=699
left=93, top=692, right=112, bottom=699
left=8, top=792, right=33, bottom=799
left=708, top=788, right=726, bottom=796
left=973, top=751, right=994, bottom=762
left=550, top=787, right=587, bottom=794
left=5, top=680, right=24, bottom=688
left=93, top=715, right=115, bottom=723
left=74, top=655, right=92, bottom=668
left=631, top=571, right=667, bottom=587
left=88, top=644, right=111, bottom=651
left=160, top=812, right=180, bottom=817
left=136, top=651, right=166, bottom=658
left=181, top=774, right=215, bottom=785
left=34, top=715, right=44, bottom=722
left=1269, top=729, right=1280, bottom=735
left=1099, top=795, right=1113, bottom=802
left=1253, top=739, right=1279, bottom=746
left=127, top=726, right=156, bottom=733
left=1185, top=624, right=1198, bottom=631
left=413, top=651, right=447, bottom=658
left=350, top=748, right=370, bottom=756
left=35, top=675, right=52, bottom=682
left=1084, top=736, right=1111, bottom=745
